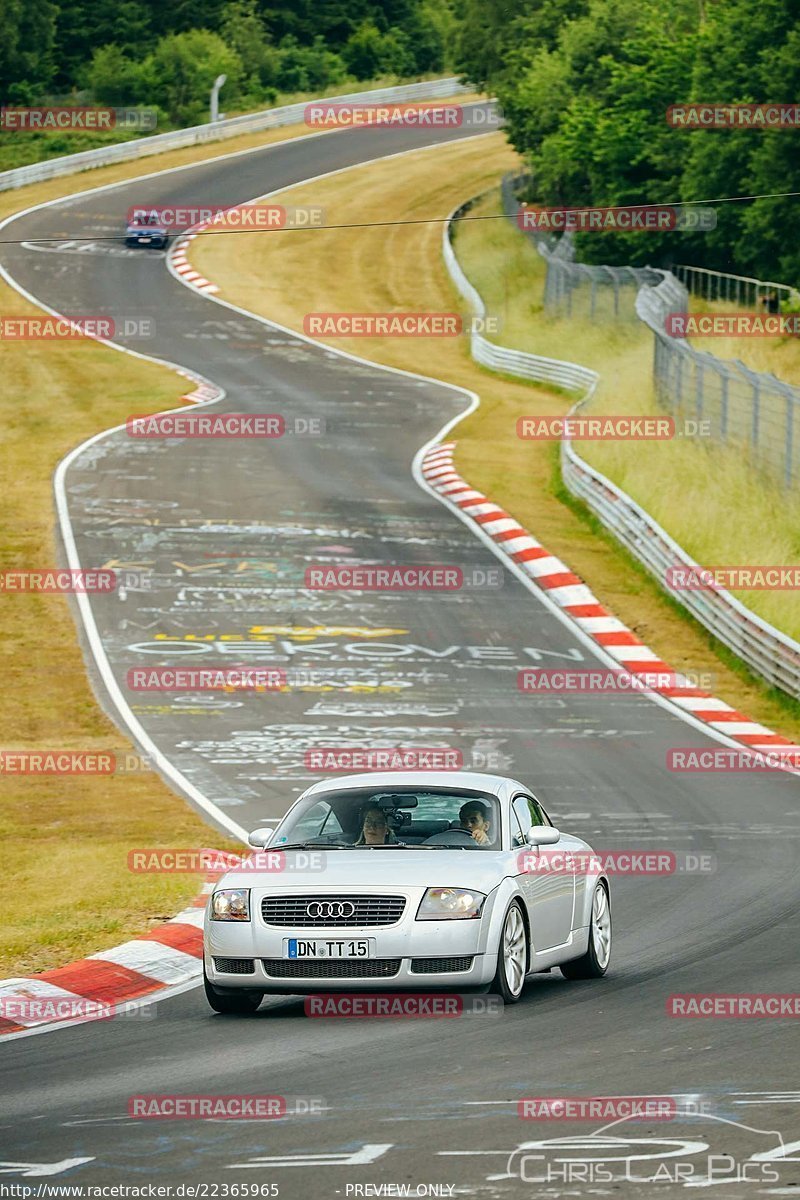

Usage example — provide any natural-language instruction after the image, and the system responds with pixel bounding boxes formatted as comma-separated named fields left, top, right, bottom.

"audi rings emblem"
left=307, top=900, right=356, bottom=920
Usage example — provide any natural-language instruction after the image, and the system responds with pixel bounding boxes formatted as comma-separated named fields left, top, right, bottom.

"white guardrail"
left=443, top=198, right=800, bottom=699
left=0, top=77, right=468, bottom=192
left=444, top=200, right=599, bottom=395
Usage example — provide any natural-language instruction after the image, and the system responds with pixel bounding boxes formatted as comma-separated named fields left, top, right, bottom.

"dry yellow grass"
left=191, top=135, right=800, bottom=740
left=686, top=296, right=800, bottom=385
left=0, top=274, right=246, bottom=976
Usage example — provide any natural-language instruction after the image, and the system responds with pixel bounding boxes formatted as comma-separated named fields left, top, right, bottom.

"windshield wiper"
left=276, top=842, right=356, bottom=851
left=358, top=843, right=434, bottom=849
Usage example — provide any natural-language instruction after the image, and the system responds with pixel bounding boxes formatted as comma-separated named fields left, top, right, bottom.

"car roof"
left=301, top=770, right=526, bottom=799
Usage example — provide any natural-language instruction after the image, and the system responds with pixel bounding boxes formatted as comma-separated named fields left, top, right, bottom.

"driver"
left=459, top=800, right=492, bottom=845
left=355, top=802, right=396, bottom=846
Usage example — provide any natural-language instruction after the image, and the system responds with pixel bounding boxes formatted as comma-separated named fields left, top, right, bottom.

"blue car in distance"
left=125, top=210, right=169, bottom=249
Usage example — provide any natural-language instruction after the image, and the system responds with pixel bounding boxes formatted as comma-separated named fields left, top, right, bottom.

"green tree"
left=220, top=0, right=281, bottom=95
left=0, top=0, right=57, bottom=94
left=682, top=0, right=800, bottom=279
left=274, top=34, right=347, bottom=91
left=84, top=44, right=146, bottom=106
left=456, top=0, right=582, bottom=90
left=146, top=29, right=243, bottom=125
left=343, top=20, right=414, bottom=78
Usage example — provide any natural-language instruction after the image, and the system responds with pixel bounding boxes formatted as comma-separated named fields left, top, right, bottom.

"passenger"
left=459, top=800, right=493, bottom=845
left=355, top=803, right=395, bottom=846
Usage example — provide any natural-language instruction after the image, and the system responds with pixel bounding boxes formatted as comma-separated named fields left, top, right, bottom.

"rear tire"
left=203, top=966, right=263, bottom=1014
left=491, top=901, right=528, bottom=1003
left=560, top=882, right=611, bottom=980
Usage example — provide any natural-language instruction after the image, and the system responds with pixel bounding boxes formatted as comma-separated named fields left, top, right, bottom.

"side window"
left=290, top=801, right=342, bottom=840
left=536, top=799, right=554, bottom=827
left=513, top=793, right=550, bottom=835
left=510, top=803, right=527, bottom=848
left=512, top=796, right=533, bottom=842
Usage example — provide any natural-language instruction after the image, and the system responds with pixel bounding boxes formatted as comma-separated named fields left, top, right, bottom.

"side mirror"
left=248, top=826, right=274, bottom=849
left=525, top=826, right=560, bottom=847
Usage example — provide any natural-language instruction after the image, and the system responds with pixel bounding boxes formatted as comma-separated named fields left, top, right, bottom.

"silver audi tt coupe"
left=203, top=771, right=611, bottom=1013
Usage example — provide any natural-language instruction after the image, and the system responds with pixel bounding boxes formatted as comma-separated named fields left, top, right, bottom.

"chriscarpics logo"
left=503, top=1111, right=792, bottom=1187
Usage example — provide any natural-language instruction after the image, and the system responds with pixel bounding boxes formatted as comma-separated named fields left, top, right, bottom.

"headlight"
left=416, top=887, right=485, bottom=920
left=210, top=888, right=250, bottom=921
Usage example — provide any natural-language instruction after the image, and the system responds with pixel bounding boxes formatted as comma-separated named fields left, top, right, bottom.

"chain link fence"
left=503, top=172, right=800, bottom=488
left=673, top=263, right=799, bottom=310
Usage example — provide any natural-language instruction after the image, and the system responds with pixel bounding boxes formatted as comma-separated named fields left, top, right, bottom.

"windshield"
left=275, top=787, right=501, bottom=850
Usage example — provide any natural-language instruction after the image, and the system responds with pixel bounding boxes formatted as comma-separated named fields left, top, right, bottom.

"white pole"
left=210, top=74, right=227, bottom=123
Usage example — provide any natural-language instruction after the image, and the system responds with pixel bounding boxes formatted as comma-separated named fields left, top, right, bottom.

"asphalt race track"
left=1, top=108, right=799, bottom=1194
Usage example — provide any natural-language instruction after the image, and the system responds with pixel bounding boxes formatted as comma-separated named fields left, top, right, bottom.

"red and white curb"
left=170, top=229, right=218, bottom=294
left=421, top=442, right=800, bottom=763
left=0, top=880, right=215, bottom=1036
left=176, top=370, right=223, bottom=405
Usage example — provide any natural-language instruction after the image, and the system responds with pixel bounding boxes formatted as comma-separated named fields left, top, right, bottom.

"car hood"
left=126, top=224, right=167, bottom=234
left=217, top=849, right=512, bottom=892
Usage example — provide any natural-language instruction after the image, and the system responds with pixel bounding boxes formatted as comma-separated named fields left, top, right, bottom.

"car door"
left=512, top=793, right=575, bottom=951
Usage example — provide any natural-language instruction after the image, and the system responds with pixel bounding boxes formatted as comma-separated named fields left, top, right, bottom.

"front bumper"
left=204, top=888, right=501, bottom=992
left=126, top=232, right=168, bottom=247
left=205, top=952, right=496, bottom=993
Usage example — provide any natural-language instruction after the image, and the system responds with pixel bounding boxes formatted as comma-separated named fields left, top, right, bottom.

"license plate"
left=139, top=236, right=151, bottom=243
left=284, top=938, right=375, bottom=960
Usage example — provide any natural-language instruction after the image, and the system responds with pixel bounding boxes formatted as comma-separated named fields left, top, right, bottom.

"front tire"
left=560, top=882, right=611, bottom=979
left=492, top=901, right=528, bottom=1003
left=203, top=966, right=263, bottom=1014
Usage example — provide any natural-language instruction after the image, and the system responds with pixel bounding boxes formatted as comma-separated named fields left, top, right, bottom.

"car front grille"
left=262, top=958, right=402, bottom=979
left=213, top=957, right=255, bottom=974
left=410, top=956, right=474, bottom=974
left=260, top=895, right=406, bottom=928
